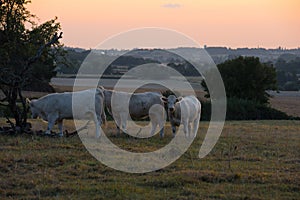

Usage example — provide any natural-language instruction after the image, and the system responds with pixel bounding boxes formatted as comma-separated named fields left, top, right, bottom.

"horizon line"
left=64, top=45, right=300, bottom=51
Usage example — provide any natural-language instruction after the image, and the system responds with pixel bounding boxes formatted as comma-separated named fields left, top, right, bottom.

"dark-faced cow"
left=162, top=95, right=201, bottom=138
left=103, top=89, right=165, bottom=137
left=27, top=88, right=106, bottom=137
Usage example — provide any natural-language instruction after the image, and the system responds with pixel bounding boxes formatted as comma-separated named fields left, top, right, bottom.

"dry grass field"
left=270, top=95, right=300, bottom=117
left=0, top=120, right=299, bottom=199
left=0, top=88, right=299, bottom=199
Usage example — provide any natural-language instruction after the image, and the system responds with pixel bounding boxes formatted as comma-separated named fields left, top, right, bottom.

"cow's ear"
left=176, top=97, right=183, bottom=102
left=161, top=97, right=168, bottom=103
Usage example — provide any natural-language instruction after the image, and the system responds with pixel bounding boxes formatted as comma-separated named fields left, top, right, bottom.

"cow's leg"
left=116, top=124, right=121, bottom=135
left=57, top=119, right=64, bottom=137
left=183, top=120, right=189, bottom=138
left=101, top=109, right=106, bottom=127
left=149, top=113, right=158, bottom=136
left=93, top=112, right=101, bottom=138
left=151, top=113, right=164, bottom=138
left=111, top=112, right=121, bottom=135
left=188, top=122, right=192, bottom=138
left=157, top=113, right=165, bottom=138
left=46, top=121, right=55, bottom=135
left=171, top=125, right=176, bottom=137
left=150, top=106, right=165, bottom=138
left=158, top=121, right=164, bottom=138
left=150, top=120, right=157, bottom=136
left=120, top=112, right=127, bottom=134
left=192, top=113, right=200, bottom=138
left=46, top=113, right=58, bottom=135
left=96, top=112, right=102, bottom=126
left=114, top=115, right=121, bottom=135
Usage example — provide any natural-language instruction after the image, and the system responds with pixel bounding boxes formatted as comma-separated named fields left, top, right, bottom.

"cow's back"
left=72, top=88, right=104, bottom=119
left=129, top=92, right=162, bottom=119
left=180, top=96, right=201, bottom=121
left=34, top=89, right=103, bottom=120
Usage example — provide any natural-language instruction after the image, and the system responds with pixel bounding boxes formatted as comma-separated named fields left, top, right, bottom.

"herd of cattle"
left=26, top=87, right=201, bottom=138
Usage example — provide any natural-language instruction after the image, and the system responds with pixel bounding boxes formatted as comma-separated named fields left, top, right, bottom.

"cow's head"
left=26, top=98, right=39, bottom=119
left=161, top=95, right=182, bottom=113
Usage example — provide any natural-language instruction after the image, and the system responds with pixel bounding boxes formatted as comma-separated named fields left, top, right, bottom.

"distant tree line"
left=275, top=55, right=300, bottom=91
left=57, top=50, right=201, bottom=77
left=61, top=48, right=300, bottom=91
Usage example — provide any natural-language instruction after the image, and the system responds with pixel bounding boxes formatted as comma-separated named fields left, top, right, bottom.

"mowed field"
left=269, top=91, right=300, bottom=117
left=0, top=120, right=299, bottom=199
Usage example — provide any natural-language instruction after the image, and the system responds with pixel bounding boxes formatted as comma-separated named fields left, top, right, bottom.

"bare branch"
left=22, top=32, right=63, bottom=75
left=27, top=32, right=63, bottom=65
left=0, top=96, right=8, bottom=102
left=0, top=86, right=9, bottom=98
left=5, top=117, right=15, bottom=130
left=0, top=102, right=9, bottom=107
left=18, top=87, right=28, bottom=125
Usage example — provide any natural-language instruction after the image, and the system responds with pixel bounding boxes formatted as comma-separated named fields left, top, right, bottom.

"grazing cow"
left=27, top=88, right=106, bottom=138
left=102, top=89, right=165, bottom=137
left=162, top=95, right=201, bottom=138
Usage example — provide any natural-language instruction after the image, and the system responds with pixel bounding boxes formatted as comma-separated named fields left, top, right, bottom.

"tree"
left=275, top=57, right=300, bottom=91
left=0, top=0, right=63, bottom=133
left=202, top=56, right=277, bottom=104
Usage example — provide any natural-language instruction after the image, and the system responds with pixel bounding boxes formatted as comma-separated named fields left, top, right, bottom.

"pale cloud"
left=162, top=3, right=182, bottom=8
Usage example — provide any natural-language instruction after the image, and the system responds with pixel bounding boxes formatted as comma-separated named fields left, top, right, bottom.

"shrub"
left=200, top=98, right=293, bottom=121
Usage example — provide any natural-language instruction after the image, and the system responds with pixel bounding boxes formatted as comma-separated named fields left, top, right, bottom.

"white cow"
left=27, top=88, right=106, bottom=138
left=103, top=89, right=165, bottom=137
left=162, top=95, right=201, bottom=138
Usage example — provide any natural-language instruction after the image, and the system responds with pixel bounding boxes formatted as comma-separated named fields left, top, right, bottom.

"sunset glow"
left=27, top=0, right=300, bottom=49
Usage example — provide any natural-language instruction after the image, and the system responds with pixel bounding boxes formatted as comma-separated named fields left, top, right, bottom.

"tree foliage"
left=202, top=56, right=277, bottom=104
left=0, top=0, right=63, bottom=133
left=275, top=57, right=300, bottom=91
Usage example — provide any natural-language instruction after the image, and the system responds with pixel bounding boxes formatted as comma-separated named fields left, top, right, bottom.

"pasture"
left=0, top=120, right=299, bottom=199
left=269, top=91, right=300, bottom=117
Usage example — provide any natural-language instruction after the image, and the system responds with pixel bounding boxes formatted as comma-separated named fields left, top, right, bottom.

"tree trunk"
left=5, top=86, right=30, bottom=134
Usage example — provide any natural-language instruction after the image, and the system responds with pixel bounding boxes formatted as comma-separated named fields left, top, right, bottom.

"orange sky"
left=27, top=0, right=300, bottom=49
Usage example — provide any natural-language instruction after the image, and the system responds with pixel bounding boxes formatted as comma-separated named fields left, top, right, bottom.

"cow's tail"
left=96, top=87, right=107, bottom=127
left=101, top=111, right=107, bottom=127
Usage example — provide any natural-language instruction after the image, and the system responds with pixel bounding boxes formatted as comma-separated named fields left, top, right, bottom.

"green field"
left=0, top=120, right=299, bottom=199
